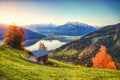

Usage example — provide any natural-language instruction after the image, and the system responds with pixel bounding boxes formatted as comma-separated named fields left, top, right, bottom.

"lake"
left=25, top=40, right=66, bottom=51
left=25, top=35, right=81, bottom=51
left=0, top=39, right=68, bottom=50
left=0, top=35, right=81, bottom=51
left=0, top=40, right=2, bottom=45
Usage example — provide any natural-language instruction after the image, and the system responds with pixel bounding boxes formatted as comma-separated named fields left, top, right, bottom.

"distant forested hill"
left=52, top=23, right=120, bottom=69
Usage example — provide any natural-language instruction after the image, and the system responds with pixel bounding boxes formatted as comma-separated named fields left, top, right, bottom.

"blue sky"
left=0, top=0, right=120, bottom=26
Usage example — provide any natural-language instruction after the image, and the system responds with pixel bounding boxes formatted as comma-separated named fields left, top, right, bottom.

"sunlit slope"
left=53, top=23, right=120, bottom=67
left=0, top=46, right=120, bottom=80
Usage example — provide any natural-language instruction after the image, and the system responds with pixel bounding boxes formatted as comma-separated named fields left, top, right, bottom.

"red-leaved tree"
left=3, top=23, right=25, bottom=50
left=92, top=45, right=116, bottom=70
left=17, top=27, right=25, bottom=48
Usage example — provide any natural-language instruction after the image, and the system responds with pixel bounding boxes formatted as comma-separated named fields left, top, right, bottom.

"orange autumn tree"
left=92, top=45, right=116, bottom=70
left=17, top=27, right=25, bottom=48
left=3, top=23, right=25, bottom=50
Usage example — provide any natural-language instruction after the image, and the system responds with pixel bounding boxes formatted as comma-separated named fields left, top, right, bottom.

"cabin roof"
left=31, top=49, right=52, bottom=58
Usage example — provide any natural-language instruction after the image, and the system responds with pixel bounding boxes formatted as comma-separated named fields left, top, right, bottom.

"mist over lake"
left=0, top=35, right=81, bottom=50
left=25, top=40, right=66, bottom=51
left=25, top=35, right=81, bottom=51
left=26, top=35, right=80, bottom=50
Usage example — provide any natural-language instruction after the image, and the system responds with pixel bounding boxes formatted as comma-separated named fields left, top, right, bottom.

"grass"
left=0, top=45, right=120, bottom=80
left=54, top=49, right=78, bottom=56
left=48, top=58, right=80, bottom=68
left=52, top=49, right=78, bottom=61
left=78, top=48, right=88, bottom=59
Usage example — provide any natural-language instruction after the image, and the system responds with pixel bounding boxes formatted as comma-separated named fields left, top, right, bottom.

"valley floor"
left=0, top=46, right=120, bottom=80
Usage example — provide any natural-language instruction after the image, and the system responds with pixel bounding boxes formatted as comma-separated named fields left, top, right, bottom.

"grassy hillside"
left=0, top=45, right=120, bottom=80
left=53, top=23, right=120, bottom=67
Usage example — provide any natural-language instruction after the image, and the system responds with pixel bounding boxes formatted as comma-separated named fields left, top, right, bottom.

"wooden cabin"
left=28, top=49, right=52, bottom=64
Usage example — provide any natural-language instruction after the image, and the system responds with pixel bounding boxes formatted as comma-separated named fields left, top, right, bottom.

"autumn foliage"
left=3, top=23, right=25, bottom=50
left=39, top=42, right=47, bottom=50
left=92, top=45, right=116, bottom=70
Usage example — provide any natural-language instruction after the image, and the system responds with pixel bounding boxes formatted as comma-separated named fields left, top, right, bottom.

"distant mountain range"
left=0, top=22, right=98, bottom=46
left=52, top=23, right=120, bottom=69
left=0, top=24, right=45, bottom=46
left=0, top=24, right=8, bottom=40
left=24, top=22, right=98, bottom=36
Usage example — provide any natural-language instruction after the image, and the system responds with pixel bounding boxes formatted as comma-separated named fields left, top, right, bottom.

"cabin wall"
left=38, top=55, right=48, bottom=63
left=29, top=55, right=37, bottom=60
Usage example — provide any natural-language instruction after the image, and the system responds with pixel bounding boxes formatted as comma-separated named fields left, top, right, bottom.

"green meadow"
left=0, top=45, right=120, bottom=80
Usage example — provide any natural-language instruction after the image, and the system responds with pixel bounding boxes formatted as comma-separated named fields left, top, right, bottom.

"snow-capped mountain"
left=25, top=22, right=98, bottom=36
left=55, top=22, right=98, bottom=36
left=24, top=23, right=57, bottom=34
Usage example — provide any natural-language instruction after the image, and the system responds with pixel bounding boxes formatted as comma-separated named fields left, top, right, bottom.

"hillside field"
left=0, top=45, right=120, bottom=80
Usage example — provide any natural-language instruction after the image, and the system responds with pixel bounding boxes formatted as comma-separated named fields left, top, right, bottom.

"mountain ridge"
left=52, top=23, right=120, bottom=69
left=24, top=22, right=98, bottom=36
left=0, top=24, right=46, bottom=46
